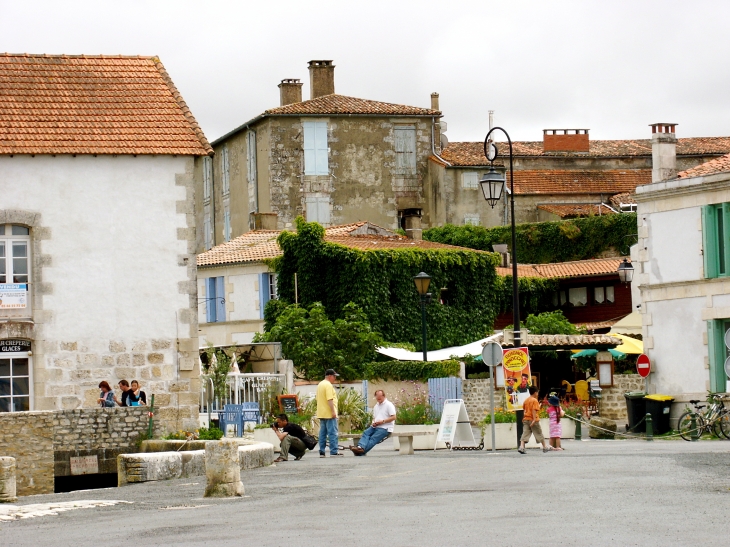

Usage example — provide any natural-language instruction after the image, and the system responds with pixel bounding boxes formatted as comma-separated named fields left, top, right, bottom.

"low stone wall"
left=600, top=374, right=645, bottom=421
left=463, top=379, right=505, bottom=425
left=0, top=408, right=161, bottom=496
left=118, top=442, right=274, bottom=486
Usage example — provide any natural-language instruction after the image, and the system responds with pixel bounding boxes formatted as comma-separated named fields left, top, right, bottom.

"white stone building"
left=0, top=54, right=212, bottom=430
left=635, top=123, right=730, bottom=404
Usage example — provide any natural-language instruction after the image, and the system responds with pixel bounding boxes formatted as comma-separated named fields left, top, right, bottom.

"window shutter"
left=206, top=278, right=216, bottom=323
left=314, top=122, right=328, bottom=175
left=303, top=122, right=316, bottom=175
left=259, top=273, right=270, bottom=320
left=394, top=127, right=416, bottom=173
left=203, top=156, right=212, bottom=200
left=317, top=197, right=330, bottom=226
left=702, top=205, right=719, bottom=278
left=215, top=277, right=226, bottom=322
left=707, top=320, right=726, bottom=393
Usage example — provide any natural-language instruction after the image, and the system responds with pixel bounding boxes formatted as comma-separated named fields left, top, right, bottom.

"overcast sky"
left=3, top=0, right=729, bottom=144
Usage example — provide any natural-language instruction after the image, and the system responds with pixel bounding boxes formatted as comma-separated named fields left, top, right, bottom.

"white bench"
left=340, top=432, right=430, bottom=455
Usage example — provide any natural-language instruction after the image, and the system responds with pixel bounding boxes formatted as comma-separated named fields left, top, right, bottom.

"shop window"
left=0, top=355, right=30, bottom=412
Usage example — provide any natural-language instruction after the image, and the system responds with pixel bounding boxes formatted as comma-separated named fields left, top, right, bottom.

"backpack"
left=302, top=432, right=317, bottom=450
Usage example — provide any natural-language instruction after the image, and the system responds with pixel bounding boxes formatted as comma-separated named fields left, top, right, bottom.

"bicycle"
left=677, top=394, right=730, bottom=441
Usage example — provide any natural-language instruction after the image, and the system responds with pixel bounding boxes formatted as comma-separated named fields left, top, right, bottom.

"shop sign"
left=0, top=284, right=27, bottom=309
left=0, top=339, right=31, bottom=353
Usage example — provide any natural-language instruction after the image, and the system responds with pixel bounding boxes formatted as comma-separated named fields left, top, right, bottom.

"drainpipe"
left=431, top=117, right=451, bottom=166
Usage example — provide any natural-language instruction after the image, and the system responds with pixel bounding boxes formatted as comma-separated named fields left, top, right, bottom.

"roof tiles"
left=265, top=94, right=440, bottom=117
left=678, top=152, right=730, bottom=179
left=511, top=169, right=651, bottom=195
left=496, top=257, right=626, bottom=279
left=537, top=203, right=618, bottom=218
left=0, top=53, right=212, bottom=155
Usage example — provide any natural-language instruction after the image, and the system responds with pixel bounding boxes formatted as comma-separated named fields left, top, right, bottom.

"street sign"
left=724, top=328, right=730, bottom=350
left=481, top=342, right=503, bottom=367
left=636, top=353, right=651, bottom=378
left=724, top=356, right=730, bottom=379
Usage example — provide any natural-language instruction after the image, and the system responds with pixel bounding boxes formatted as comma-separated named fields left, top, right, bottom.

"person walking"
left=349, top=389, right=396, bottom=456
left=316, top=369, right=342, bottom=458
left=518, top=386, right=550, bottom=454
left=547, top=395, right=565, bottom=451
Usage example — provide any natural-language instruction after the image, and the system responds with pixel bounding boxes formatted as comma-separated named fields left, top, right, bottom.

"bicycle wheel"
left=714, top=410, right=730, bottom=440
left=678, top=411, right=699, bottom=441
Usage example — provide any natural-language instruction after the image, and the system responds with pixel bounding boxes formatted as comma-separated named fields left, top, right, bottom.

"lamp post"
left=413, top=272, right=432, bottom=361
left=480, top=128, right=521, bottom=347
left=617, top=258, right=634, bottom=284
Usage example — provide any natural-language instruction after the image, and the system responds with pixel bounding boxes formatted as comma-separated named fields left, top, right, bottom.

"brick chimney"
left=308, top=60, right=335, bottom=99
left=650, top=123, right=678, bottom=182
left=543, top=129, right=590, bottom=152
left=278, top=79, right=303, bottom=106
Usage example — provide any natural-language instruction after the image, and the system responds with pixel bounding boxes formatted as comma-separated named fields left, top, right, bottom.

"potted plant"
left=392, top=382, right=445, bottom=450
left=480, top=407, right=519, bottom=450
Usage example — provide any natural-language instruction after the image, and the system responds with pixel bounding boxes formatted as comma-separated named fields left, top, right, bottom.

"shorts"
left=521, top=420, right=545, bottom=443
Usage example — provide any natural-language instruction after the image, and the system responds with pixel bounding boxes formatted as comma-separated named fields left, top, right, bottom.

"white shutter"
left=222, top=147, right=230, bottom=195
left=203, top=156, right=212, bottom=201
left=314, top=122, right=328, bottom=175
left=247, top=132, right=257, bottom=186
left=317, top=197, right=330, bottom=226
left=303, top=122, right=316, bottom=175
left=462, top=172, right=478, bottom=189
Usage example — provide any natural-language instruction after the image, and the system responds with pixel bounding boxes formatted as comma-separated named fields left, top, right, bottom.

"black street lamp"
left=413, top=272, right=432, bottom=361
left=617, top=258, right=634, bottom=284
left=480, top=127, right=521, bottom=347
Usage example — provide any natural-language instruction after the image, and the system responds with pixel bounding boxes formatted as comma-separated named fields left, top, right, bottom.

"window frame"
left=702, top=203, right=730, bottom=278
left=394, top=125, right=417, bottom=175
left=0, top=352, right=32, bottom=413
left=0, top=224, right=32, bottom=318
left=303, top=121, right=329, bottom=176
left=462, top=171, right=479, bottom=189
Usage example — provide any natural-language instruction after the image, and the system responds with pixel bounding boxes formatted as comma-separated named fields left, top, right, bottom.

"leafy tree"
left=255, top=301, right=382, bottom=381
left=507, top=310, right=583, bottom=335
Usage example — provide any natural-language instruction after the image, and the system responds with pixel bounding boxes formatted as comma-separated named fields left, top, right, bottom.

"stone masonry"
left=0, top=408, right=160, bottom=496
left=463, top=379, right=505, bottom=425
left=599, top=374, right=645, bottom=421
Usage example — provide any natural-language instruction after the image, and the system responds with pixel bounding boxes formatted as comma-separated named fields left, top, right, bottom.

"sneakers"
left=330, top=453, right=344, bottom=457
left=320, top=453, right=326, bottom=458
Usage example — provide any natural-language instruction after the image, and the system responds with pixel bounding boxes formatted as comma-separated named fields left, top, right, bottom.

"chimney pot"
left=542, top=129, right=590, bottom=152
left=278, top=78, right=303, bottom=106
left=431, top=92, right=439, bottom=111
left=650, top=123, right=678, bottom=182
left=308, top=60, right=335, bottom=99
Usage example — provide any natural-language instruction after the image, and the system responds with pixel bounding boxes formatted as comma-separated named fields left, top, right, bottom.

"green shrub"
left=197, top=426, right=224, bottom=440
left=363, top=360, right=461, bottom=381
left=392, top=382, right=439, bottom=425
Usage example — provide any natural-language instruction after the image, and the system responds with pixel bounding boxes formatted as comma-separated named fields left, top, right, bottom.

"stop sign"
left=636, top=353, right=651, bottom=378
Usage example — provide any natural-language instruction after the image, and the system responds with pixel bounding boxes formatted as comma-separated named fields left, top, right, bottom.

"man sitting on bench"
left=349, top=390, right=396, bottom=456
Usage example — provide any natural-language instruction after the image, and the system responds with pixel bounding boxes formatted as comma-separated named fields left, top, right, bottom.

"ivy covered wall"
left=423, top=213, right=638, bottom=264
left=271, top=218, right=504, bottom=351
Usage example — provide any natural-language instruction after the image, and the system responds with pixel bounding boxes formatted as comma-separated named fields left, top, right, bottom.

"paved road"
left=3, top=439, right=730, bottom=547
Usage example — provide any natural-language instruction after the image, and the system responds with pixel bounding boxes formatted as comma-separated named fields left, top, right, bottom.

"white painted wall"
left=644, top=208, right=702, bottom=285
left=645, top=297, right=708, bottom=394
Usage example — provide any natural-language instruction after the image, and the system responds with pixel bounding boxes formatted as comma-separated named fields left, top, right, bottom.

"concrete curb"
left=118, top=442, right=274, bottom=486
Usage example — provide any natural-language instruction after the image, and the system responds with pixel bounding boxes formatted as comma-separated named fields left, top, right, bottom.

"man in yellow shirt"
left=316, top=369, right=342, bottom=457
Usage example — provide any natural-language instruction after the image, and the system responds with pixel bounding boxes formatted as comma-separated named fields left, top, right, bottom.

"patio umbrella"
left=570, top=348, right=626, bottom=360
left=607, top=333, right=643, bottom=354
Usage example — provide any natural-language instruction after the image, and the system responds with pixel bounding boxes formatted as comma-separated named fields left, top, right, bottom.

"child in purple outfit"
left=547, top=395, right=565, bottom=451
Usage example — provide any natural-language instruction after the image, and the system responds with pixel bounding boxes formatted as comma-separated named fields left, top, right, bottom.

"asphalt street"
left=3, top=439, right=730, bottom=547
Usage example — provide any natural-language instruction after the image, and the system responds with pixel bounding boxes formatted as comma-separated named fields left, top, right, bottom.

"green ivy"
left=272, top=217, right=503, bottom=351
left=363, top=360, right=461, bottom=381
left=423, top=214, right=638, bottom=264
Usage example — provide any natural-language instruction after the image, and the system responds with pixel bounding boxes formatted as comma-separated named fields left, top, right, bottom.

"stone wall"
left=463, top=379, right=505, bottom=425
left=600, top=374, right=645, bottom=421
left=0, top=408, right=160, bottom=496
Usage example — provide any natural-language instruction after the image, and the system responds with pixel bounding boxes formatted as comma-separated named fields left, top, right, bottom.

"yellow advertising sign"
left=502, top=347, right=531, bottom=412
left=503, top=348, right=529, bottom=372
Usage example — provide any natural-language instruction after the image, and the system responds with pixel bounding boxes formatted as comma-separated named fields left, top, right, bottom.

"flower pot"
left=392, top=424, right=446, bottom=450
left=253, top=428, right=280, bottom=452
left=482, top=422, right=520, bottom=450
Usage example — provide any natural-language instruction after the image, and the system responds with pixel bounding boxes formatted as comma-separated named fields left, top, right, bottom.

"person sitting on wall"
left=272, top=413, right=309, bottom=462
left=97, top=381, right=115, bottom=408
left=128, top=380, right=147, bottom=406
left=349, top=390, right=396, bottom=456
left=114, top=379, right=132, bottom=406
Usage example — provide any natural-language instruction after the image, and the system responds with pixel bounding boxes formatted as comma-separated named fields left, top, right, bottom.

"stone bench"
left=340, top=432, right=429, bottom=455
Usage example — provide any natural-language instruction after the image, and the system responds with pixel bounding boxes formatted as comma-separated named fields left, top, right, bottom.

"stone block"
left=102, top=356, right=114, bottom=367
left=116, top=354, right=130, bottom=366
left=238, top=443, right=275, bottom=470
left=61, top=396, right=80, bottom=410
left=117, top=452, right=182, bottom=486
left=83, top=354, right=100, bottom=366
left=205, top=440, right=244, bottom=497
left=60, top=341, right=78, bottom=351
left=132, top=341, right=148, bottom=352
left=114, top=367, right=135, bottom=379
left=132, top=354, right=145, bottom=366
left=110, top=341, right=127, bottom=353
left=0, top=457, right=17, bottom=503
left=151, top=339, right=172, bottom=350
left=589, top=417, right=617, bottom=439
left=147, top=353, right=165, bottom=364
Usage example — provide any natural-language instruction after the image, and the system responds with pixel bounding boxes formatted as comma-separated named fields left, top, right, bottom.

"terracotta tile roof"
left=495, top=332, right=621, bottom=348
left=198, top=223, right=484, bottom=267
left=496, top=257, right=626, bottom=279
left=575, top=318, right=622, bottom=331
left=442, top=138, right=730, bottom=165
left=537, top=203, right=618, bottom=218
left=264, top=94, right=440, bottom=117
left=609, top=192, right=637, bottom=208
left=511, top=169, right=651, bottom=195
left=0, top=53, right=212, bottom=155
left=678, top=152, right=730, bottom=179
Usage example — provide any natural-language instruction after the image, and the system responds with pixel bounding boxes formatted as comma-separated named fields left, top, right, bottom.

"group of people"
left=272, top=368, right=396, bottom=462
left=518, top=387, right=565, bottom=453
left=97, top=379, right=147, bottom=408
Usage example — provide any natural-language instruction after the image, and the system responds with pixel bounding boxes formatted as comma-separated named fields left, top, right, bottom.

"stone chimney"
left=431, top=92, right=439, bottom=111
left=278, top=79, right=303, bottom=106
left=308, top=60, right=335, bottom=99
left=650, top=123, right=678, bottom=182
left=251, top=212, right=278, bottom=231
left=543, top=129, right=590, bottom=152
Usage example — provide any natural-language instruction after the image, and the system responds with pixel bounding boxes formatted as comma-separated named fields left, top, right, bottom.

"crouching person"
left=349, top=390, right=396, bottom=456
left=272, top=414, right=308, bottom=462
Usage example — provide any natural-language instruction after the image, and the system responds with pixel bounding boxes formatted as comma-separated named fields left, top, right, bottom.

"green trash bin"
left=644, top=394, right=675, bottom=435
left=624, top=392, right=647, bottom=432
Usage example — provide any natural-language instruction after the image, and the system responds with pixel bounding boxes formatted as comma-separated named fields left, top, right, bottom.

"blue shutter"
left=315, top=122, right=328, bottom=175
left=260, top=273, right=270, bottom=319
left=303, top=122, right=316, bottom=175
left=206, top=278, right=216, bottom=323
left=215, top=276, right=226, bottom=322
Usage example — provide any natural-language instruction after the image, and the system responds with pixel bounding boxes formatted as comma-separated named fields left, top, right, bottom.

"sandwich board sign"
left=435, top=399, right=478, bottom=450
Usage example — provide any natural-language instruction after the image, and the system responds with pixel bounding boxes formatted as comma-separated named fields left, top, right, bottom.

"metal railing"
left=200, top=372, right=285, bottom=418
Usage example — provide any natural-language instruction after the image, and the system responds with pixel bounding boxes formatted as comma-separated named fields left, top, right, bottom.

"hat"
left=325, top=369, right=339, bottom=377
left=548, top=395, right=560, bottom=406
